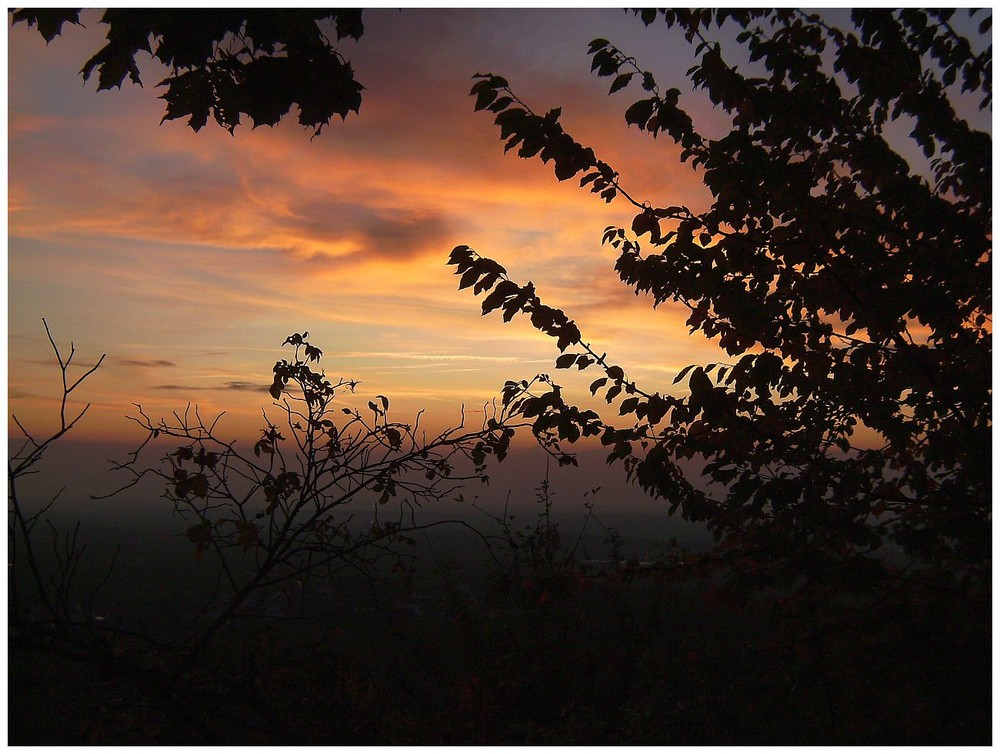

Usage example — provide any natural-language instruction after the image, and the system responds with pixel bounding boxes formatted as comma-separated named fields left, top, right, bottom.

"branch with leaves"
left=452, top=9, right=991, bottom=597
left=10, top=9, right=367, bottom=136
left=101, top=331, right=538, bottom=655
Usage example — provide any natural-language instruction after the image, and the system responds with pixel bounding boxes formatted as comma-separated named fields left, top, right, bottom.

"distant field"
left=19, top=493, right=710, bottom=636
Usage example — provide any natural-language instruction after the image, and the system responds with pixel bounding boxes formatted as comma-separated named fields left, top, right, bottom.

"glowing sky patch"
left=9, top=9, right=731, bottom=444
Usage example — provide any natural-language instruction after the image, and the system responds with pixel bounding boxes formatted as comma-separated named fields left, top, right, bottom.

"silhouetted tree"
left=449, top=9, right=991, bottom=598
left=9, top=326, right=535, bottom=741
left=12, top=2, right=989, bottom=619
left=11, top=8, right=366, bottom=135
left=9, top=321, right=109, bottom=650
left=108, top=331, right=529, bottom=654
left=9, top=10, right=992, bottom=742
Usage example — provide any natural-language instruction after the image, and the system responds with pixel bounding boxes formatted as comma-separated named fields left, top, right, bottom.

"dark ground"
left=9, top=502, right=991, bottom=745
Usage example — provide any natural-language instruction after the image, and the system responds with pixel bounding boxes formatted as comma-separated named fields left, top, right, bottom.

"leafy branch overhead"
left=453, top=9, right=991, bottom=589
left=10, top=8, right=366, bottom=135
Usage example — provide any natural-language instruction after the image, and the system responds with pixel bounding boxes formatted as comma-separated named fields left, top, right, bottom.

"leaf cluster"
left=10, top=8, right=366, bottom=135
left=455, top=9, right=991, bottom=595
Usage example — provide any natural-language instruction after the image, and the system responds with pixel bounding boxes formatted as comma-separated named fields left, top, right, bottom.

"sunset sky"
left=9, top=8, right=730, bottom=453
left=6, top=13, right=990, bottom=745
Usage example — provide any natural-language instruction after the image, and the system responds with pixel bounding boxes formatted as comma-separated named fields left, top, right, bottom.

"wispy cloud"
left=223, top=381, right=271, bottom=393
left=337, top=351, right=548, bottom=363
left=118, top=358, right=176, bottom=368
left=8, top=389, right=41, bottom=400
left=152, top=381, right=270, bottom=393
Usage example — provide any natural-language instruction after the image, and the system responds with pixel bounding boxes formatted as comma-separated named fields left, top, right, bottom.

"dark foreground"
left=9, top=511, right=991, bottom=745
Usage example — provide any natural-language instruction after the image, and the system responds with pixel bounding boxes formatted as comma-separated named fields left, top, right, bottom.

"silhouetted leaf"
left=24, top=9, right=369, bottom=136
left=11, top=9, right=82, bottom=42
left=609, top=72, right=634, bottom=94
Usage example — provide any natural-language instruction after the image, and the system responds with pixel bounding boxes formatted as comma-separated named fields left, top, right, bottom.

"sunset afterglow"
left=9, top=10, right=991, bottom=744
left=9, top=9, right=720, bottom=443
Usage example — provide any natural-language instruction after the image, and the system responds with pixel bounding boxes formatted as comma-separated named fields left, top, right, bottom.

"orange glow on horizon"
left=8, top=9, right=731, bottom=449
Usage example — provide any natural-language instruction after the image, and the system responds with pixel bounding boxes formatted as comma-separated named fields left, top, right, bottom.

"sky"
left=9, top=8, right=726, bottom=453
left=10, top=8, right=988, bottom=523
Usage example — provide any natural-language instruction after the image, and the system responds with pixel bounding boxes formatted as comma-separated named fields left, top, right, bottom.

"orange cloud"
left=9, top=10, right=734, bottom=446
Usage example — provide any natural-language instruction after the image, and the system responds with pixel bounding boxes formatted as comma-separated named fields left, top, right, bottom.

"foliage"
left=450, top=9, right=991, bottom=595
left=8, top=326, right=990, bottom=744
left=9, top=327, right=534, bottom=740
left=473, top=474, right=603, bottom=610
left=106, top=331, right=529, bottom=645
left=9, top=8, right=993, bottom=743
left=10, top=8, right=366, bottom=135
